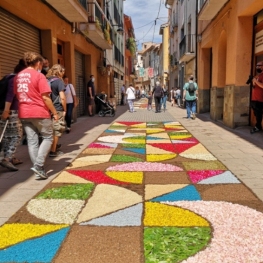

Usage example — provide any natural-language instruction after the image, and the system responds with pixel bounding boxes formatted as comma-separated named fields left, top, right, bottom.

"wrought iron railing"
left=78, top=0, right=87, bottom=9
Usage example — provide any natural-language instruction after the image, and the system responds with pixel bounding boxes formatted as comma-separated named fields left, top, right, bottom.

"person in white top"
left=126, top=84, right=136, bottom=112
left=63, top=75, right=77, bottom=133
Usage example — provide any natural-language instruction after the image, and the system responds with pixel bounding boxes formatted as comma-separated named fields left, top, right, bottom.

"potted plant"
left=126, top=38, right=136, bottom=56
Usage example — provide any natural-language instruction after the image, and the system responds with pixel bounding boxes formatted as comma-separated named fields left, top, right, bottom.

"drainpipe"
left=195, top=0, right=198, bottom=82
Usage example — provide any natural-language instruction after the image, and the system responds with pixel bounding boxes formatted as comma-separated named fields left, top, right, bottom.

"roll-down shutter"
left=74, top=50, right=85, bottom=116
left=0, top=8, right=40, bottom=77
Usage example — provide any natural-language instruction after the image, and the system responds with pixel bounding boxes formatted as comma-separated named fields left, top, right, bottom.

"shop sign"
left=255, top=30, right=263, bottom=54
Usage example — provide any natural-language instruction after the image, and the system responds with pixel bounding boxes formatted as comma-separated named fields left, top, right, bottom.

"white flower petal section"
left=163, top=201, right=263, bottom=263
left=97, top=134, right=144, bottom=144
left=180, top=144, right=216, bottom=160
left=27, top=199, right=85, bottom=224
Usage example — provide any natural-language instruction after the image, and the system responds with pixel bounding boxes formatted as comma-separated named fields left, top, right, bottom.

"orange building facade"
left=198, top=0, right=263, bottom=128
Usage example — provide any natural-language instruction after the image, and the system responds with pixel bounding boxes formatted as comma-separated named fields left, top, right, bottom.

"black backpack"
left=188, top=82, right=196, bottom=94
left=0, top=74, right=16, bottom=110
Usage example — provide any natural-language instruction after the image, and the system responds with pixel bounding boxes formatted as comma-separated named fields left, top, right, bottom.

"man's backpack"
left=0, top=74, right=16, bottom=110
left=188, top=82, right=196, bottom=94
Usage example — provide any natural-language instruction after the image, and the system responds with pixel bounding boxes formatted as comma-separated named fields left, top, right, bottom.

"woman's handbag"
left=69, top=84, right=80, bottom=107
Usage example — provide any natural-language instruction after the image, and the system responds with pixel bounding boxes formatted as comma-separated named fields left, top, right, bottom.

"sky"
left=124, top=0, right=168, bottom=51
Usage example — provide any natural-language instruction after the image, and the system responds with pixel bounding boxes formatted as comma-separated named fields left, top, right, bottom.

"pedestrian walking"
left=14, top=51, right=58, bottom=179
left=63, top=75, right=77, bottom=134
left=161, top=85, right=168, bottom=112
left=0, top=59, right=26, bottom=171
left=250, top=61, right=263, bottom=134
left=87, top=75, right=95, bottom=116
left=120, top=84, right=125, bottom=105
left=175, top=87, right=181, bottom=107
left=182, top=76, right=198, bottom=119
left=152, top=81, right=163, bottom=113
left=126, top=84, right=136, bottom=112
left=170, top=87, right=175, bottom=106
left=146, top=91, right=153, bottom=110
left=46, top=64, right=66, bottom=157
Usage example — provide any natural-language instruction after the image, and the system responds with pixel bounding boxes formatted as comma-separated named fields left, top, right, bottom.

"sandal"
left=11, top=157, right=23, bottom=165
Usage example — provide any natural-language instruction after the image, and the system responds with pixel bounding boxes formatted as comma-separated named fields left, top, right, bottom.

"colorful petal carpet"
left=1, top=120, right=263, bottom=263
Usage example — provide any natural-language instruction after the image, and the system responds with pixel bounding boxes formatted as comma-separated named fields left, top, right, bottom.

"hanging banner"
left=139, top=67, right=145, bottom=77
left=148, top=68, right=154, bottom=78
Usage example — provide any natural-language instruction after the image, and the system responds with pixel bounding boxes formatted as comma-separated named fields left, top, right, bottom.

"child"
left=147, top=91, right=153, bottom=110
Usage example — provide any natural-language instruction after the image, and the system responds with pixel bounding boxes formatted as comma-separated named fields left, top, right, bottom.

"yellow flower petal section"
left=123, top=138, right=145, bottom=144
left=146, top=154, right=177, bottom=162
left=106, top=171, right=143, bottom=184
left=0, top=223, right=68, bottom=249
left=170, top=134, right=192, bottom=140
left=144, top=202, right=210, bottom=227
left=131, top=123, right=147, bottom=128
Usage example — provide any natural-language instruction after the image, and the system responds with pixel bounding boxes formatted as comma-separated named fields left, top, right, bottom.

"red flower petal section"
left=67, top=170, right=128, bottom=185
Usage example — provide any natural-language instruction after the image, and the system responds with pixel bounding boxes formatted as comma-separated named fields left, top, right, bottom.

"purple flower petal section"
left=107, top=162, right=183, bottom=171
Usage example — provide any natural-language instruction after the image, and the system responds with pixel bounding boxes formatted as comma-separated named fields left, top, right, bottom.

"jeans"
left=21, top=118, right=53, bottom=167
left=161, top=95, right=167, bottom=110
left=127, top=99, right=134, bottom=112
left=251, top=101, right=263, bottom=129
left=65, top=103, right=74, bottom=128
left=154, top=97, right=161, bottom=112
left=186, top=100, right=197, bottom=118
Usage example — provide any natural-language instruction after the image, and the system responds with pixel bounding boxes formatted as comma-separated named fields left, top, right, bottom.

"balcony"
left=179, top=34, right=196, bottom=63
left=82, top=0, right=113, bottom=50
left=45, top=0, right=88, bottom=22
left=199, top=0, right=229, bottom=20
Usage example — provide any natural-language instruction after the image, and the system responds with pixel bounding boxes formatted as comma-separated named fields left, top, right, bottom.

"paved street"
left=1, top=99, right=263, bottom=262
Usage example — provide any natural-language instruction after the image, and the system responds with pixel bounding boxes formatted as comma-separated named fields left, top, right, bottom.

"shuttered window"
left=0, top=8, right=40, bottom=77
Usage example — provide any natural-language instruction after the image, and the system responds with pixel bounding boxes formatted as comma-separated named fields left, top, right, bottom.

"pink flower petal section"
left=88, top=143, right=111, bottom=149
left=188, top=170, right=225, bottom=183
left=107, top=162, right=183, bottom=172
left=165, top=201, right=263, bottom=263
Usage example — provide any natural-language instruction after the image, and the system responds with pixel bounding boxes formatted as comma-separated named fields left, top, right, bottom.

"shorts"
left=87, top=97, right=95, bottom=106
left=52, top=111, right=66, bottom=137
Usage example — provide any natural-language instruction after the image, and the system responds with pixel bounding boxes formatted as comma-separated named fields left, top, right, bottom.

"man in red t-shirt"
left=251, top=62, right=263, bottom=134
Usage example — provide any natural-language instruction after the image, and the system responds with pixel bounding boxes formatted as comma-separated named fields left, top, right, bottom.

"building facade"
left=0, top=0, right=125, bottom=117
left=198, top=0, right=263, bottom=128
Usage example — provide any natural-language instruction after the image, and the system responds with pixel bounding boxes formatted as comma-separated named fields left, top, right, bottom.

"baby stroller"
left=95, top=94, right=115, bottom=117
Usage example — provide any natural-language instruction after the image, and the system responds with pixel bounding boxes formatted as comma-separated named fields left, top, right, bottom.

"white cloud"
left=124, top=0, right=168, bottom=50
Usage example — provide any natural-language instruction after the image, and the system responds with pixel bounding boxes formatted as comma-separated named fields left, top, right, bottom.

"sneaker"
left=250, top=127, right=262, bottom=134
left=66, top=128, right=71, bottom=134
left=192, top=113, right=196, bottom=120
left=56, top=144, right=62, bottom=150
left=0, top=159, right=18, bottom=171
left=49, top=150, right=64, bottom=157
left=31, top=165, right=47, bottom=179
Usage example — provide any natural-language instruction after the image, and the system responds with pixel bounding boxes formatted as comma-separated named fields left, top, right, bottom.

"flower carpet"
left=1, top=121, right=263, bottom=263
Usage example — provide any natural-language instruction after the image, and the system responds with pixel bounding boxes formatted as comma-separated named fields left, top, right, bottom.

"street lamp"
left=112, top=24, right=124, bottom=34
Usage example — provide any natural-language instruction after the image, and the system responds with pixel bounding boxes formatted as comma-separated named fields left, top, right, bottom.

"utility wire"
left=151, top=0, right=162, bottom=43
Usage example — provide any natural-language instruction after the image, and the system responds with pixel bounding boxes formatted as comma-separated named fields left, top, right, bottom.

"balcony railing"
left=199, top=0, right=229, bottom=20
left=78, top=0, right=87, bottom=9
left=179, top=34, right=196, bottom=62
left=172, top=13, right=178, bottom=29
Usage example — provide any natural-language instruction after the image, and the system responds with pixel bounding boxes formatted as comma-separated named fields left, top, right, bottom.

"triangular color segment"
left=122, top=148, right=146, bottom=154
left=105, top=129, right=125, bottom=133
left=169, top=134, right=192, bottom=140
left=52, top=171, right=92, bottom=184
left=77, top=184, right=142, bottom=223
left=151, top=185, right=201, bottom=201
left=111, top=122, right=127, bottom=127
left=147, top=132, right=170, bottom=139
left=180, top=144, right=217, bottom=160
left=131, top=123, right=147, bottom=128
left=116, top=121, right=144, bottom=126
left=188, top=170, right=225, bottom=183
left=105, top=171, right=143, bottom=184
left=144, top=202, right=209, bottom=227
left=145, top=184, right=188, bottom=200
left=147, top=154, right=176, bottom=162
left=148, top=143, right=177, bottom=153
left=67, top=155, right=112, bottom=169
left=80, top=203, right=143, bottom=226
left=67, top=170, right=128, bottom=185
left=146, top=145, right=174, bottom=155
left=0, top=224, right=68, bottom=249
left=198, top=171, right=241, bottom=184
left=0, top=227, right=69, bottom=262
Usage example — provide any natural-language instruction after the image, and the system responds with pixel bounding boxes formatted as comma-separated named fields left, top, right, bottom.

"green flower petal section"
left=121, top=143, right=145, bottom=148
left=36, top=184, right=94, bottom=200
left=110, top=155, right=143, bottom=162
left=144, top=227, right=211, bottom=263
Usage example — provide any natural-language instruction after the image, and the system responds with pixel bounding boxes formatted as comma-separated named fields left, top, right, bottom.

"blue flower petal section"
left=123, top=148, right=146, bottom=154
left=80, top=204, right=143, bottom=226
left=0, top=227, right=70, bottom=263
left=151, top=185, right=201, bottom=202
left=198, top=171, right=240, bottom=184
